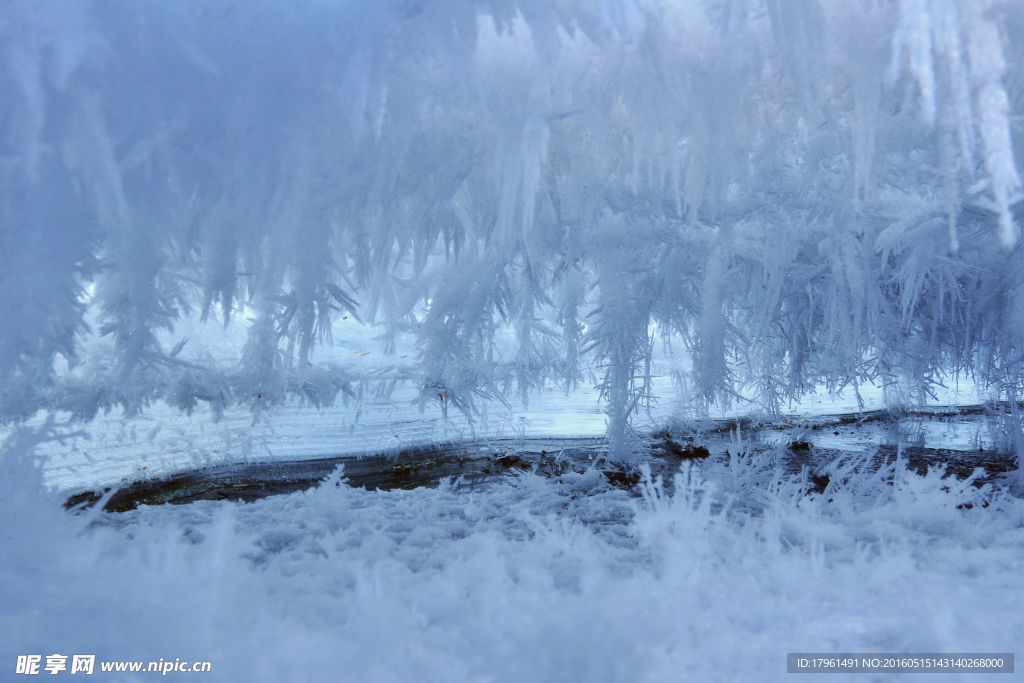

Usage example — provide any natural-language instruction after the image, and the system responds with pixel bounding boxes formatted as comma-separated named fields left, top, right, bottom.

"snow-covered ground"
left=3, top=371, right=1019, bottom=682
left=3, top=416, right=1022, bottom=682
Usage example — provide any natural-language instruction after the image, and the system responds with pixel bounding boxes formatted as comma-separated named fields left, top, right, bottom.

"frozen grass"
left=3, top=425, right=1022, bottom=681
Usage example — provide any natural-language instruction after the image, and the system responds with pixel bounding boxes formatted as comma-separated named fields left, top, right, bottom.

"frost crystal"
left=1, top=1, right=1022, bottom=451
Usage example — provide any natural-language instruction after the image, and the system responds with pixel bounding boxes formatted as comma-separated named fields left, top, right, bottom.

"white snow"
left=3, top=423, right=1022, bottom=681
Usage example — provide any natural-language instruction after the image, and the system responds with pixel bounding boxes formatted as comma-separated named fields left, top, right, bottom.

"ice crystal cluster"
left=4, top=5, right=1024, bottom=679
left=3, top=0, right=1022, bottom=449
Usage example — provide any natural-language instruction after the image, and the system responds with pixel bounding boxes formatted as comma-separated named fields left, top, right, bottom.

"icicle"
left=890, top=0, right=937, bottom=125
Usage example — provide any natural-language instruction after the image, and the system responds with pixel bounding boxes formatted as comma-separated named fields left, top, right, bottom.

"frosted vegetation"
left=3, top=0, right=1024, bottom=453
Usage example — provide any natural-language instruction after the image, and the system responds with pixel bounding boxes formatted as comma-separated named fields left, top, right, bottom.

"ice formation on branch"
left=1, top=0, right=1022, bottom=451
